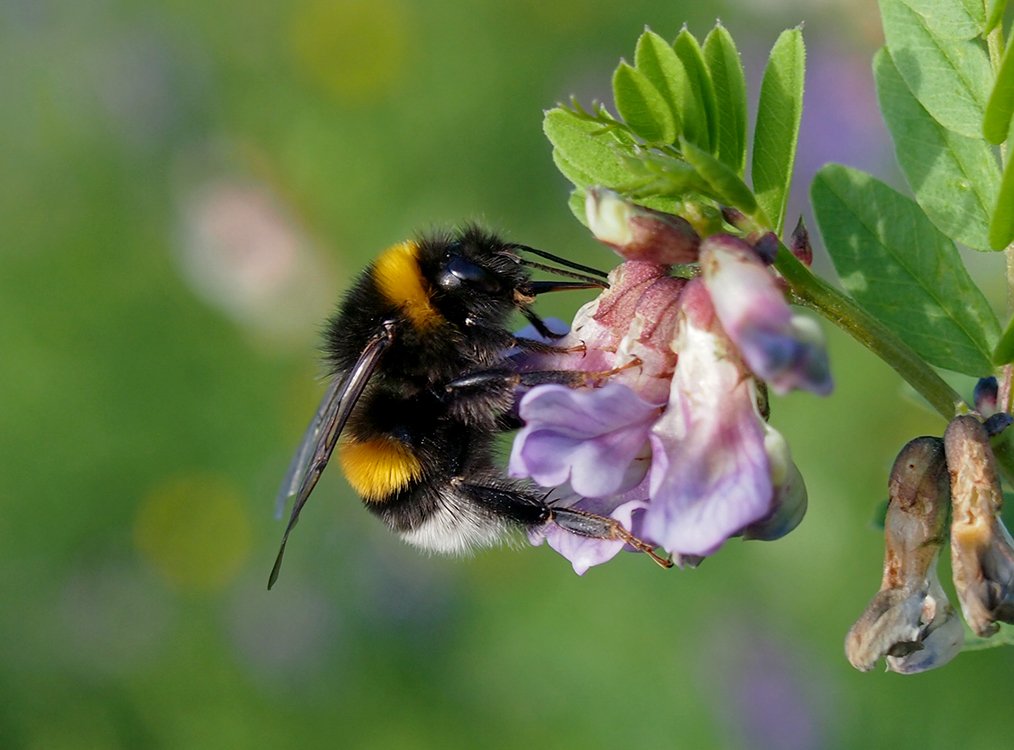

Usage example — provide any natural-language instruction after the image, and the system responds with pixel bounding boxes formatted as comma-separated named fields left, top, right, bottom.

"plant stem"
left=987, top=17, right=1014, bottom=315
left=774, top=244, right=963, bottom=419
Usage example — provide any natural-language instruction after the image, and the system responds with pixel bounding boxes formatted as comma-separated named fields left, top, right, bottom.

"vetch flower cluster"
left=511, top=190, right=832, bottom=573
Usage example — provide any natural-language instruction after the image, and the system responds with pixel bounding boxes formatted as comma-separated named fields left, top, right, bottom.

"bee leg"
left=458, top=482, right=552, bottom=526
left=460, top=482, right=671, bottom=569
left=446, top=357, right=642, bottom=393
left=511, top=337, right=586, bottom=355
left=520, top=307, right=567, bottom=340
left=549, top=507, right=673, bottom=569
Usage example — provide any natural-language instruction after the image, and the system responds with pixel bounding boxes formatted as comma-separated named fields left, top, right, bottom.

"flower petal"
left=586, top=188, right=700, bottom=264
left=742, top=425, right=808, bottom=541
left=644, top=280, right=773, bottom=556
left=886, top=573, right=965, bottom=674
left=701, top=234, right=832, bottom=396
left=511, top=383, right=660, bottom=497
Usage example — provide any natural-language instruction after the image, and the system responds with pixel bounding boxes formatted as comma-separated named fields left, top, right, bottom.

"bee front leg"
left=445, top=357, right=642, bottom=393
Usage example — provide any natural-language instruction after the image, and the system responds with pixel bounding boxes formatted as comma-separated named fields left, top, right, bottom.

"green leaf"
left=956, top=0, right=987, bottom=33
left=703, top=23, right=748, bottom=174
left=567, top=188, right=589, bottom=226
left=875, top=48, right=1001, bottom=252
left=543, top=108, right=640, bottom=190
left=879, top=0, right=992, bottom=138
left=751, top=27, right=805, bottom=235
left=680, top=137, right=758, bottom=216
left=993, top=315, right=1014, bottom=365
left=890, top=0, right=988, bottom=39
left=990, top=156, right=1014, bottom=249
left=551, top=149, right=595, bottom=190
left=811, top=164, right=1001, bottom=376
left=983, top=37, right=1014, bottom=144
left=985, top=0, right=1008, bottom=34
left=626, top=150, right=710, bottom=198
left=750, top=27, right=803, bottom=234
left=612, top=61, right=677, bottom=144
left=672, top=28, right=717, bottom=152
left=633, top=30, right=685, bottom=140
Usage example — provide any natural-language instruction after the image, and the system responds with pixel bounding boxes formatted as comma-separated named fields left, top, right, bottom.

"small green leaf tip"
left=751, top=27, right=805, bottom=235
left=613, top=60, right=677, bottom=144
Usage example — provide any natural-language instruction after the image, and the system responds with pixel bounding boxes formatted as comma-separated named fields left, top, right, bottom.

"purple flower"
left=701, top=234, right=832, bottom=396
left=510, top=382, right=659, bottom=498
left=518, top=260, right=686, bottom=403
left=643, top=279, right=774, bottom=556
left=742, top=427, right=808, bottom=542
left=509, top=191, right=830, bottom=572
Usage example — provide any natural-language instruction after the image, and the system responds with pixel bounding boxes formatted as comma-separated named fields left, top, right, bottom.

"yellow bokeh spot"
left=289, top=0, right=410, bottom=103
left=134, top=473, right=252, bottom=592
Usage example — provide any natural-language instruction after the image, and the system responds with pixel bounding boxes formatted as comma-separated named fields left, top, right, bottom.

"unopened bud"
left=585, top=188, right=700, bottom=264
left=720, top=205, right=747, bottom=229
left=944, top=415, right=1014, bottom=637
left=974, top=377, right=999, bottom=417
left=845, top=437, right=962, bottom=673
left=753, top=232, right=779, bottom=265
left=789, top=217, right=813, bottom=267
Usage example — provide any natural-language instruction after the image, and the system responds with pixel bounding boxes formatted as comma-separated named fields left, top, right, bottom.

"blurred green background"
left=2, top=0, right=1012, bottom=748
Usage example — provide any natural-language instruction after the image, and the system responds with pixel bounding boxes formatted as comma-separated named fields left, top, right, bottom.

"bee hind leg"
left=549, top=507, right=674, bottom=569
left=460, top=482, right=672, bottom=569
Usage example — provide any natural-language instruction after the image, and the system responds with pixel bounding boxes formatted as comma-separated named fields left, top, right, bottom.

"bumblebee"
left=269, top=226, right=669, bottom=588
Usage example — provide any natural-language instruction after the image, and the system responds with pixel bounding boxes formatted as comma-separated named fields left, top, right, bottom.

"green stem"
left=986, top=12, right=1013, bottom=312
left=773, top=244, right=964, bottom=419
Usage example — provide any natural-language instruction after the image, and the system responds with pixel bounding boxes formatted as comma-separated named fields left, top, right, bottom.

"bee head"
left=417, top=227, right=532, bottom=324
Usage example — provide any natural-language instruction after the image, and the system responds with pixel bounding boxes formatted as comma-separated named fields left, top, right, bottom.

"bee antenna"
left=504, top=244, right=609, bottom=280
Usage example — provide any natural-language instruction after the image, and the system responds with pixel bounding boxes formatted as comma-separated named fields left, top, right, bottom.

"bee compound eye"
left=441, top=255, right=501, bottom=294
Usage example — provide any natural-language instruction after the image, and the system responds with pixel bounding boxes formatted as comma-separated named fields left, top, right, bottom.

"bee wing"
left=269, top=319, right=397, bottom=589
left=274, top=374, right=345, bottom=519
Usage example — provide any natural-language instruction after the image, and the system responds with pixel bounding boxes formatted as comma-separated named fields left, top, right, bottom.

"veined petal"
left=510, top=383, right=660, bottom=498
left=644, top=280, right=773, bottom=556
left=521, top=262, right=671, bottom=377
left=701, top=234, right=832, bottom=396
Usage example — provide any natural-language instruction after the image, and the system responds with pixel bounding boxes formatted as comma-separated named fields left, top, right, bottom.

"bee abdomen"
left=337, top=435, right=425, bottom=502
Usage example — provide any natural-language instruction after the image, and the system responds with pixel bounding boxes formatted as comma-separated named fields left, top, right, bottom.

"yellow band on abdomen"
left=338, top=436, right=424, bottom=502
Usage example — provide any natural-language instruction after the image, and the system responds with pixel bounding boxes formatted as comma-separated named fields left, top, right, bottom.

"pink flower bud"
left=585, top=188, right=700, bottom=264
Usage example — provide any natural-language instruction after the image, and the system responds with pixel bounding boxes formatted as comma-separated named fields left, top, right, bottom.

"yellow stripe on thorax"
left=338, top=435, right=424, bottom=502
left=374, top=241, right=442, bottom=330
